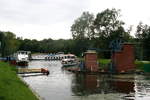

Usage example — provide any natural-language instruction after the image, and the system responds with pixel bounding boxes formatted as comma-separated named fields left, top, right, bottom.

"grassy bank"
left=0, top=62, right=38, bottom=100
left=135, top=60, right=150, bottom=70
left=99, top=59, right=111, bottom=69
left=98, top=59, right=150, bottom=70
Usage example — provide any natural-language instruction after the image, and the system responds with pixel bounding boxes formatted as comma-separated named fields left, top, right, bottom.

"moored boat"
left=14, top=51, right=31, bottom=66
left=61, top=54, right=79, bottom=67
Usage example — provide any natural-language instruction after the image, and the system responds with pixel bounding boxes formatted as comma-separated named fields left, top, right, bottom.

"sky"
left=0, top=0, right=150, bottom=40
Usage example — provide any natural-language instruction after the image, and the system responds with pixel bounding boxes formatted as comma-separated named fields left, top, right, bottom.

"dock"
left=18, top=68, right=49, bottom=75
left=30, top=55, right=47, bottom=60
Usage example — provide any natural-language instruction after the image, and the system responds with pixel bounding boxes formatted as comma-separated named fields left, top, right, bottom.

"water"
left=22, top=60, right=150, bottom=100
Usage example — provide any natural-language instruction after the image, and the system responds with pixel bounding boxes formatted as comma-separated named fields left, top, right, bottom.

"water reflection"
left=22, top=60, right=150, bottom=100
left=72, top=74, right=100, bottom=96
left=111, top=81, right=134, bottom=94
left=72, top=74, right=135, bottom=96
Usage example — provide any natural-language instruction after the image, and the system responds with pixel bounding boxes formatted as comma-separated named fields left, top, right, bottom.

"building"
left=84, top=50, right=99, bottom=72
left=112, top=43, right=135, bottom=73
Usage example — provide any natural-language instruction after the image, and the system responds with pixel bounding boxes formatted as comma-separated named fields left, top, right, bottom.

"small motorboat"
left=61, top=54, right=79, bottom=67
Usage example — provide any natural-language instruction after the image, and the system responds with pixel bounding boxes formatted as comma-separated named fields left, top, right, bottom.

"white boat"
left=45, top=52, right=64, bottom=60
left=14, top=51, right=31, bottom=66
left=61, top=54, right=79, bottom=67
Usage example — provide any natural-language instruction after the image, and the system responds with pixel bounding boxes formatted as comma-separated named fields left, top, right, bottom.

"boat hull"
left=61, top=61, right=79, bottom=67
left=17, top=61, right=28, bottom=66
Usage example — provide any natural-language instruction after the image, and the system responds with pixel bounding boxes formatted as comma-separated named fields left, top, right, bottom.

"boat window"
left=71, top=56, right=75, bottom=59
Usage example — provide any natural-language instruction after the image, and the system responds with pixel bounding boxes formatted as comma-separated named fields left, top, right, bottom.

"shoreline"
left=17, top=75, right=44, bottom=100
left=0, top=61, right=39, bottom=100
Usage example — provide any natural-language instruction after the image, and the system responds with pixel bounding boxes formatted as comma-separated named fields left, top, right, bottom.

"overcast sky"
left=0, top=0, right=150, bottom=40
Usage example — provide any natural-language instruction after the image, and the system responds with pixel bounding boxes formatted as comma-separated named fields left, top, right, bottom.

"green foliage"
left=70, top=12, right=95, bottom=56
left=93, top=8, right=131, bottom=49
left=0, top=62, right=38, bottom=100
left=135, top=61, right=150, bottom=71
left=135, top=22, right=150, bottom=60
left=135, top=61, right=145, bottom=70
left=99, top=59, right=111, bottom=65
left=0, top=31, right=20, bottom=57
left=94, top=8, right=124, bottom=38
left=18, top=38, right=77, bottom=55
left=98, top=59, right=150, bottom=70
left=71, top=11, right=94, bottom=40
left=98, top=59, right=111, bottom=69
left=70, top=8, right=132, bottom=58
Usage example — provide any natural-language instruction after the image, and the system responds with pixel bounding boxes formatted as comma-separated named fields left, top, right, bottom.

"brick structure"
left=112, top=43, right=135, bottom=73
left=85, top=75, right=98, bottom=90
left=84, top=50, right=98, bottom=72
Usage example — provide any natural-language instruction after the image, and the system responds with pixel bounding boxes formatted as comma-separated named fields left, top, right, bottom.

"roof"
left=84, top=50, right=97, bottom=54
left=123, top=42, right=135, bottom=45
left=64, top=54, right=76, bottom=56
left=17, top=51, right=31, bottom=53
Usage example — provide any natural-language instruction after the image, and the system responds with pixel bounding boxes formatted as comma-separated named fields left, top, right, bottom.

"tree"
left=94, top=8, right=124, bottom=37
left=135, top=22, right=150, bottom=60
left=0, top=31, right=5, bottom=56
left=0, top=31, right=20, bottom=57
left=91, top=8, right=132, bottom=58
left=94, top=8, right=131, bottom=46
left=71, top=12, right=94, bottom=40
left=71, top=12, right=95, bottom=55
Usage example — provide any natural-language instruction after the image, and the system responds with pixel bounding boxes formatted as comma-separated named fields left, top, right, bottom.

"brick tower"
left=84, top=50, right=98, bottom=72
left=112, top=43, right=135, bottom=73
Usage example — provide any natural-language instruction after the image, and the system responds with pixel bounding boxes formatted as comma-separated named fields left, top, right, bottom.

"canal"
left=22, top=60, right=150, bottom=100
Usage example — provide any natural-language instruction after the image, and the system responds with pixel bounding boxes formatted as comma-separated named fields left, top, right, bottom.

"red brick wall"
left=85, top=53, right=98, bottom=72
left=112, top=44, right=135, bottom=73
left=85, top=75, right=98, bottom=90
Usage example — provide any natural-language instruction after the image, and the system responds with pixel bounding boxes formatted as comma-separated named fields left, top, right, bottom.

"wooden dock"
left=18, top=68, right=49, bottom=75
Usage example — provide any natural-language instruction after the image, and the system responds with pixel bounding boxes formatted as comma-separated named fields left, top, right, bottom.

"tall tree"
left=94, top=9, right=124, bottom=37
left=135, top=22, right=150, bottom=60
left=0, top=31, right=19, bottom=57
left=71, top=12, right=94, bottom=55
left=93, top=8, right=131, bottom=48
left=0, top=31, right=5, bottom=56
left=71, top=12, right=94, bottom=40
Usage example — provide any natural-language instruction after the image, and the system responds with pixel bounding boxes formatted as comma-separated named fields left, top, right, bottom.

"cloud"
left=0, top=0, right=89, bottom=25
left=88, top=0, right=150, bottom=25
left=0, top=0, right=150, bottom=40
left=0, top=0, right=89, bottom=40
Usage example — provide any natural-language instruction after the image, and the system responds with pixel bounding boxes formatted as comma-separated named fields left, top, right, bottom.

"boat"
left=61, top=54, right=79, bottom=67
left=45, top=52, right=64, bottom=60
left=14, top=51, right=31, bottom=66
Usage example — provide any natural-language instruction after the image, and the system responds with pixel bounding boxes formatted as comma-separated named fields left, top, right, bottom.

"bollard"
left=41, top=68, right=50, bottom=75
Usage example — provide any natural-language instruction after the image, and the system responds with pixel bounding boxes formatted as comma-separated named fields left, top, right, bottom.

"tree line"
left=0, top=8, right=150, bottom=60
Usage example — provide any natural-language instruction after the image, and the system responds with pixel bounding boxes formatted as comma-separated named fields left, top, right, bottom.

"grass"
left=99, top=59, right=111, bottom=64
left=135, top=60, right=150, bottom=70
left=99, top=59, right=111, bottom=69
left=0, top=61, right=38, bottom=100
left=98, top=59, right=150, bottom=70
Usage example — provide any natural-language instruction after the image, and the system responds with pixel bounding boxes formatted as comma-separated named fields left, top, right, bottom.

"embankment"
left=0, top=61, right=39, bottom=100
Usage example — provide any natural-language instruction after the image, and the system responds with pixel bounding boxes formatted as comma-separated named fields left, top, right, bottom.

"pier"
left=18, top=68, right=49, bottom=75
